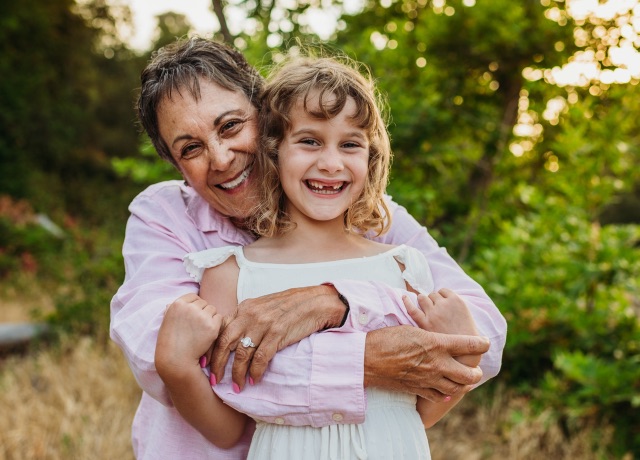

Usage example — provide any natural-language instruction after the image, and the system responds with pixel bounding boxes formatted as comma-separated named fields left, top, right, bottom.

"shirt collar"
left=183, top=184, right=254, bottom=245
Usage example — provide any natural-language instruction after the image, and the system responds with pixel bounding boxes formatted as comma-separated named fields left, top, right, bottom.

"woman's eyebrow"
left=170, top=109, right=248, bottom=147
left=171, top=134, right=194, bottom=147
left=214, top=109, right=244, bottom=126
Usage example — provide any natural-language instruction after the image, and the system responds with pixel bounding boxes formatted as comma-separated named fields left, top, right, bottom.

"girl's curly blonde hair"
left=250, top=53, right=392, bottom=238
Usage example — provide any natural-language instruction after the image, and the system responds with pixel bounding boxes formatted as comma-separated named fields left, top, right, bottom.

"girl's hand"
left=403, top=289, right=482, bottom=371
left=156, top=293, right=223, bottom=380
left=404, top=288, right=479, bottom=336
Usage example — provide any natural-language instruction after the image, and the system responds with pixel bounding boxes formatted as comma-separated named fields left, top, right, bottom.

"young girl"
left=156, top=54, right=480, bottom=459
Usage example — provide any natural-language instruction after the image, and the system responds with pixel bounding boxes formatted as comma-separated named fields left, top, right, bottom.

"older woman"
left=110, top=37, right=506, bottom=459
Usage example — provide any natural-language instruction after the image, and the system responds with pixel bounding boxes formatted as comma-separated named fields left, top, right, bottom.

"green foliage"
left=0, top=219, right=61, bottom=276
left=112, top=139, right=180, bottom=185
left=45, top=225, right=126, bottom=338
left=0, top=0, right=141, bottom=204
left=470, top=202, right=640, bottom=454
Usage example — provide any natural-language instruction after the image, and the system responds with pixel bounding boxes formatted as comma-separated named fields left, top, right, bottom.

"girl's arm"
left=155, top=259, right=248, bottom=448
left=403, top=290, right=481, bottom=428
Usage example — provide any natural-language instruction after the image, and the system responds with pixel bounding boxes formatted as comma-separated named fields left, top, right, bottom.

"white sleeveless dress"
left=184, top=244, right=433, bottom=460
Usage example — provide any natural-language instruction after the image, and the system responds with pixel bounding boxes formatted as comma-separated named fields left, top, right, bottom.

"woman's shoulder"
left=128, top=180, right=191, bottom=217
left=131, top=180, right=188, bottom=202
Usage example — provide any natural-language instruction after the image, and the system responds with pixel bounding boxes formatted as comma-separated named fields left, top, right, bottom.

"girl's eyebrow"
left=289, top=128, right=368, bottom=141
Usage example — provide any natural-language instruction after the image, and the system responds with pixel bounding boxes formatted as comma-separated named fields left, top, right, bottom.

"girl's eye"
left=343, top=141, right=360, bottom=149
left=301, top=138, right=319, bottom=146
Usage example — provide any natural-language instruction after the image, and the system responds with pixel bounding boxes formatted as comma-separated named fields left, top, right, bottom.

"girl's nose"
left=317, top=148, right=344, bottom=174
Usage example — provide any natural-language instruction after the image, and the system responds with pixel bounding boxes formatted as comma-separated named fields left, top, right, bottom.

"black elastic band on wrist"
left=337, top=292, right=350, bottom=327
left=322, top=282, right=351, bottom=327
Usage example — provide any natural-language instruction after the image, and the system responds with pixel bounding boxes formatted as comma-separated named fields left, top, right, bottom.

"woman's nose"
left=207, top=144, right=234, bottom=172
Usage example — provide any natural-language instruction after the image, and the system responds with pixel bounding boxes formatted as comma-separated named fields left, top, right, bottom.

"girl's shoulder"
left=389, top=245, right=434, bottom=295
left=183, top=245, right=243, bottom=282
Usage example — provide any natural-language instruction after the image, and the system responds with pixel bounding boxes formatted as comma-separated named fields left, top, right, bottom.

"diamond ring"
left=240, top=336, right=257, bottom=348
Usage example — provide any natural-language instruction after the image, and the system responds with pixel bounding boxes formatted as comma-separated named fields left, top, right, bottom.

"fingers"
left=210, top=326, right=236, bottom=383
left=247, top=340, right=278, bottom=384
left=403, top=295, right=424, bottom=326
left=415, top=387, right=450, bottom=403
left=428, top=290, right=444, bottom=304
left=404, top=293, right=436, bottom=331
left=230, top=330, right=265, bottom=390
left=437, top=287, right=454, bottom=298
left=417, top=293, right=435, bottom=314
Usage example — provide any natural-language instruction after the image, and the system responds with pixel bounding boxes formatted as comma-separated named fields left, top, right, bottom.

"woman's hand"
left=363, top=325, right=488, bottom=402
left=379, top=288, right=482, bottom=405
left=155, top=293, right=223, bottom=382
left=210, top=284, right=347, bottom=391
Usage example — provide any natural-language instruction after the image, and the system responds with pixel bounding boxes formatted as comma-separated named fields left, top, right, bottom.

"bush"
left=470, top=204, right=640, bottom=456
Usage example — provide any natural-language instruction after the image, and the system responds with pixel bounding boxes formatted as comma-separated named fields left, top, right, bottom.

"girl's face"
left=277, top=93, right=370, bottom=226
left=157, top=78, right=259, bottom=219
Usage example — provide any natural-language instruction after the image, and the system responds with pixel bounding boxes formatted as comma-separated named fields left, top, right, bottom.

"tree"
left=0, top=0, right=141, bottom=217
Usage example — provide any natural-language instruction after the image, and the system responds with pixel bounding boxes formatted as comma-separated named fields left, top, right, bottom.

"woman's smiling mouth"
left=218, top=163, right=254, bottom=190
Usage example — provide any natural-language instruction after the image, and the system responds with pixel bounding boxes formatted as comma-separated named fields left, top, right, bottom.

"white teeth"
left=307, top=180, right=344, bottom=193
left=219, top=163, right=253, bottom=190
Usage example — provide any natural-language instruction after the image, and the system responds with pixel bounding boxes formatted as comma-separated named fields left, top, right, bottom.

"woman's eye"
left=221, top=119, right=242, bottom=134
left=181, top=144, right=200, bottom=158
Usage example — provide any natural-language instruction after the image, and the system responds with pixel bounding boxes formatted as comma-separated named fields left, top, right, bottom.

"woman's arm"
left=111, top=186, right=201, bottom=406
left=376, top=198, right=507, bottom=385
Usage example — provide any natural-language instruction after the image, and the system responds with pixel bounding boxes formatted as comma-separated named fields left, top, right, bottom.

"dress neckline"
left=235, top=244, right=407, bottom=268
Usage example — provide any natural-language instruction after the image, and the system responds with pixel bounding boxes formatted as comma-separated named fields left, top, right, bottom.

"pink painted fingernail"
left=249, top=377, right=254, bottom=386
left=209, top=373, right=217, bottom=386
left=232, top=382, right=240, bottom=394
left=444, top=396, right=452, bottom=402
left=199, top=355, right=207, bottom=368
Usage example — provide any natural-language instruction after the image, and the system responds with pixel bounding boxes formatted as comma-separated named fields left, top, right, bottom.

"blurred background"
left=0, top=0, right=638, bottom=458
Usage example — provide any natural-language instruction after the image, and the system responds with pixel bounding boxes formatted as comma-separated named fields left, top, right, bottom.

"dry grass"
left=427, top=387, right=618, bottom=460
left=0, top=333, right=621, bottom=460
left=0, top=276, right=55, bottom=323
left=0, top=338, right=140, bottom=460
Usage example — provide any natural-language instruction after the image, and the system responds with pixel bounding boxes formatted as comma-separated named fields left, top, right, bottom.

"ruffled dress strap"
left=390, top=245, right=434, bottom=295
left=183, top=245, right=242, bottom=282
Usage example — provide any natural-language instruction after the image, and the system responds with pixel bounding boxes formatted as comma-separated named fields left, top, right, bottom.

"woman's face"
left=157, top=78, right=259, bottom=219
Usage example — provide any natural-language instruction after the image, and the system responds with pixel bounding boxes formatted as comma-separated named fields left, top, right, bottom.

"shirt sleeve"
left=216, top=331, right=367, bottom=427
left=110, top=193, right=199, bottom=406
left=217, top=282, right=421, bottom=427
left=371, top=197, right=507, bottom=384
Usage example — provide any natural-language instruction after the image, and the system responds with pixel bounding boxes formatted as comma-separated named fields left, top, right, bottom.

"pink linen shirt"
left=110, top=180, right=507, bottom=459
